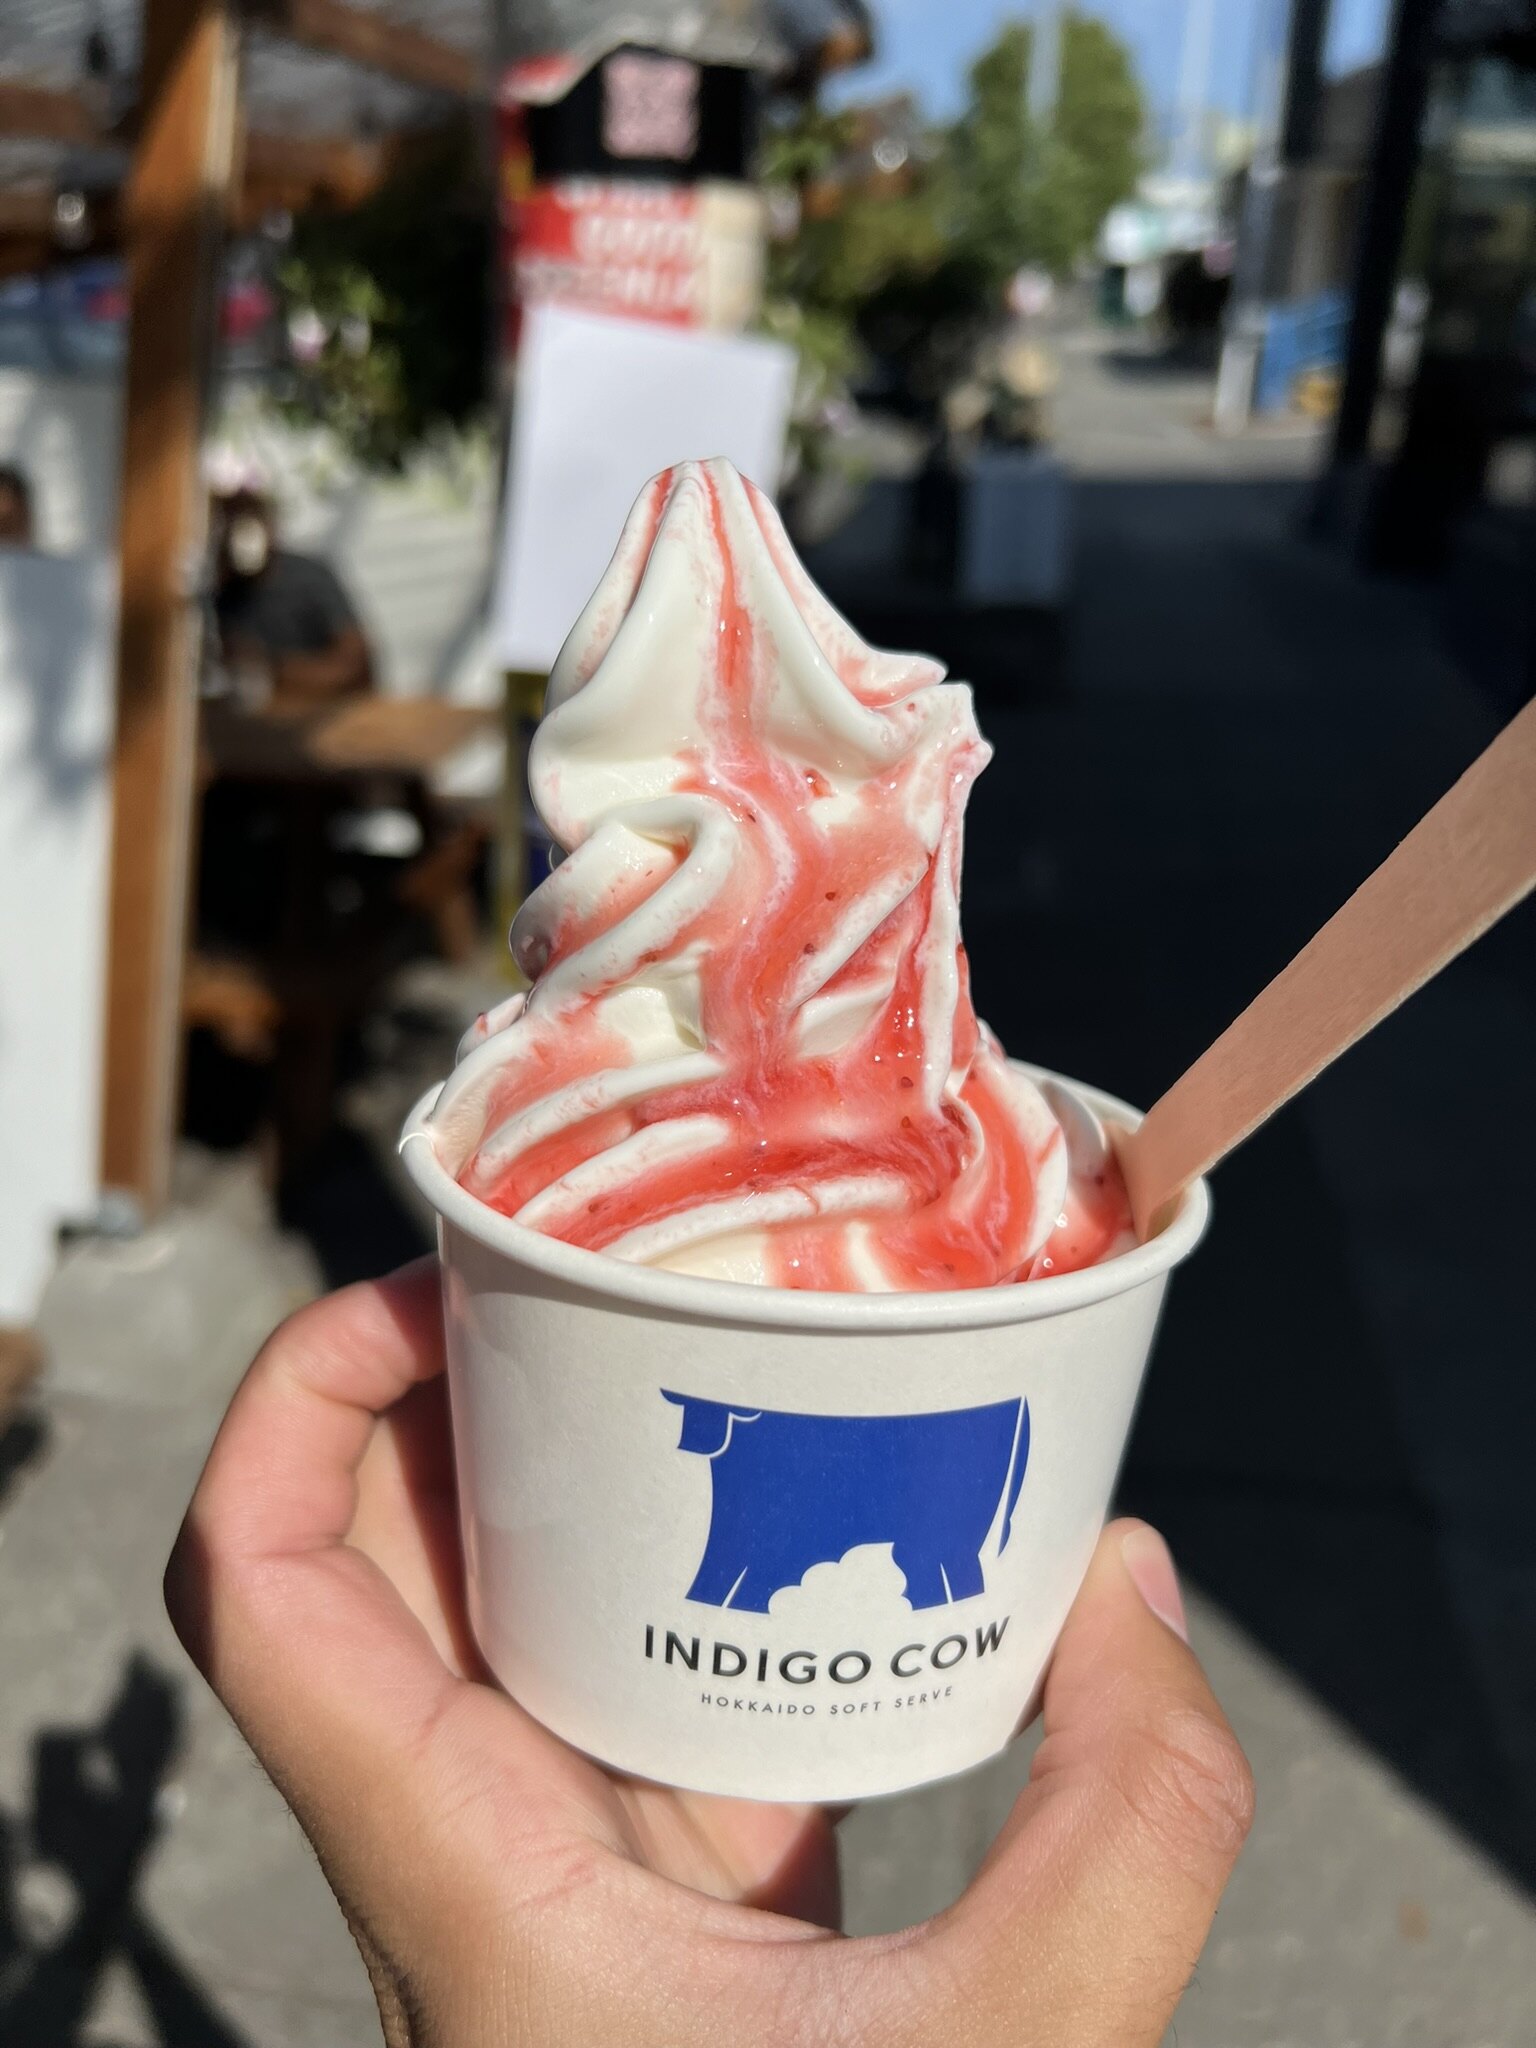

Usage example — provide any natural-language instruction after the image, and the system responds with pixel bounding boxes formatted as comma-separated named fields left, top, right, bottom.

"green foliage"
left=763, top=109, right=949, bottom=325
left=940, top=23, right=1039, bottom=280
left=277, top=129, right=492, bottom=471
left=1056, top=16, right=1145, bottom=257
left=761, top=106, right=960, bottom=446
left=757, top=102, right=846, bottom=189
left=761, top=10, right=1145, bottom=418
left=943, top=13, right=1144, bottom=286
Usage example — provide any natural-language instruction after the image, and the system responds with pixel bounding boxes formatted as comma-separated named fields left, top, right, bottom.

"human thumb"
left=892, top=1520, right=1254, bottom=2048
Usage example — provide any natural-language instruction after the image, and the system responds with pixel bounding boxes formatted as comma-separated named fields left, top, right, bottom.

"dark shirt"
left=216, top=548, right=360, bottom=660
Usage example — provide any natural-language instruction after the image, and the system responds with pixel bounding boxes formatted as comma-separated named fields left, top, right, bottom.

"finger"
left=165, top=1266, right=618, bottom=1919
left=177, top=1257, right=447, bottom=1573
left=166, top=1262, right=461, bottom=1773
left=616, top=1783, right=842, bottom=1927
left=903, top=1520, right=1253, bottom=2048
left=350, top=1375, right=484, bottom=1679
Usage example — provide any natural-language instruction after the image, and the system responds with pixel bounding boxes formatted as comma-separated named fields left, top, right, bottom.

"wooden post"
left=100, top=0, right=239, bottom=1214
left=499, top=672, right=547, bottom=984
left=1326, top=0, right=1439, bottom=468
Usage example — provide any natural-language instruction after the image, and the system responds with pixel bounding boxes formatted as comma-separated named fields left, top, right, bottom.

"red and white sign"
left=497, top=56, right=764, bottom=346
left=512, top=181, right=703, bottom=328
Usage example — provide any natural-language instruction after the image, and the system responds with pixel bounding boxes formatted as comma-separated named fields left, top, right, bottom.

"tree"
left=1055, top=15, right=1145, bottom=254
left=761, top=106, right=949, bottom=330
left=760, top=102, right=957, bottom=418
left=759, top=12, right=1144, bottom=421
left=943, top=12, right=1144, bottom=288
left=941, top=24, right=1041, bottom=282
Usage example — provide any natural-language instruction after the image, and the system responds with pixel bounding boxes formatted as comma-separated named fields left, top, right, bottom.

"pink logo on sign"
left=603, top=53, right=700, bottom=161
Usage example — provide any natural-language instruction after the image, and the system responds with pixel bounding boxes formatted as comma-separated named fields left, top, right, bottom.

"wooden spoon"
left=1120, top=696, right=1536, bottom=1239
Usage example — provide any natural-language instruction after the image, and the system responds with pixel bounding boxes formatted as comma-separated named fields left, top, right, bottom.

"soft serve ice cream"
left=426, top=460, right=1132, bottom=1291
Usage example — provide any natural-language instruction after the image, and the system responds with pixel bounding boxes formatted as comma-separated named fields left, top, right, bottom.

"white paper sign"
left=0, top=550, right=116, bottom=1321
left=494, top=307, right=795, bottom=673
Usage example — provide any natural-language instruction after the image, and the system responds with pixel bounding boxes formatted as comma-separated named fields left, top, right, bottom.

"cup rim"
left=399, top=1065, right=1210, bottom=1332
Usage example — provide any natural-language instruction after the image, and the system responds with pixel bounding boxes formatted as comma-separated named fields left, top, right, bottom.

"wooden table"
left=200, top=693, right=499, bottom=961
left=201, top=695, right=497, bottom=782
left=190, top=695, right=499, bottom=1186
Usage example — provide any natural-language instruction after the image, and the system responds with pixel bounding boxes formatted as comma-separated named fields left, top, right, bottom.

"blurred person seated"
left=0, top=464, right=35, bottom=548
left=212, top=488, right=374, bottom=707
left=192, top=476, right=488, bottom=1181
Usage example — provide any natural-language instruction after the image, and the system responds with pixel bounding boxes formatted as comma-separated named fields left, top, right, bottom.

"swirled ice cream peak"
left=426, top=459, right=1132, bottom=1290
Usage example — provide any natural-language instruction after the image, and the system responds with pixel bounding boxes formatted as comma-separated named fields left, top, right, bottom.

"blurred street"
left=3, top=320, right=1535, bottom=2043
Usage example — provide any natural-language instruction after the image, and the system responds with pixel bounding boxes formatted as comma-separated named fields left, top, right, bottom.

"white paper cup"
left=400, top=1071, right=1209, bottom=1804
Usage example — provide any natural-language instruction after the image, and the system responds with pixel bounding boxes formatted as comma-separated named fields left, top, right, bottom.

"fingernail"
left=1121, top=1522, right=1189, bottom=1642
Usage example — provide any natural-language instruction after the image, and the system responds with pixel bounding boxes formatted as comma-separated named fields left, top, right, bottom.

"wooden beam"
left=0, top=138, right=383, bottom=266
left=100, top=0, right=240, bottom=1215
left=246, top=0, right=478, bottom=97
left=236, top=126, right=390, bottom=221
left=0, top=190, right=57, bottom=238
left=242, top=127, right=385, bottom=190
left=0, top=80, right=109, bottom=148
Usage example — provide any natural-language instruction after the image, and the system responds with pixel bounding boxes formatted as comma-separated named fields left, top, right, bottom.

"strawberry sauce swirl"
left=427, top=460, right=1131, bottom=1290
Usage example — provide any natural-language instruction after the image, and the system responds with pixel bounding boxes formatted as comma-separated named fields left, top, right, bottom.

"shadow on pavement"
left=830, top=473, right=1536, bottom=1889
left=277, top=1124, right=433, bottom=1291
left=0, top=1655, right=247, bottom=2046
left=183, top=1015, right=434, bottom=1292
left=0, top=1412, right=49, bottom=1517
left=1100, top=338, right=1222, bottom=381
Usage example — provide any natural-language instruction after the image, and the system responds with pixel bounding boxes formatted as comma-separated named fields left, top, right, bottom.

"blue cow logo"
left=662, top=1391, right=1030, bottom=1613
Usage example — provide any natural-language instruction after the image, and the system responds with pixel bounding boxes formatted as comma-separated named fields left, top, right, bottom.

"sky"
left=829, top=0, right=1394, bottom=138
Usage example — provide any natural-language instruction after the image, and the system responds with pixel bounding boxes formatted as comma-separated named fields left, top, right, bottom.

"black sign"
left=525, top=46, right=759, bottom=185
